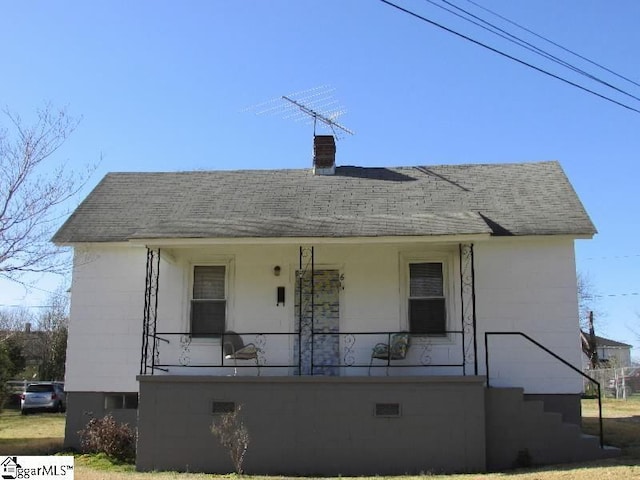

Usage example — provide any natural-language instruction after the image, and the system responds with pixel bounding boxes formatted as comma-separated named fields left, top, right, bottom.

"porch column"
left=140, top=247, right=161, bottom=375
left=459, top=243, right=478, bottom=375
left=295, top=246, right=314, bottom=375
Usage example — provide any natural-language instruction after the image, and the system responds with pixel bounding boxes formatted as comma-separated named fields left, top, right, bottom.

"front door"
left=295, top=269, right=341, bottom=375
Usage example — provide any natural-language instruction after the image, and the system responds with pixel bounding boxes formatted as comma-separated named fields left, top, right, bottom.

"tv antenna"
left=247, top=85, right=354, bottom=138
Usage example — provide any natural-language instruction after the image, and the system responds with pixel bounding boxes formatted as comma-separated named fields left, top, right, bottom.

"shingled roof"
left=581, top=332, right=632, bottom=349
left=52, top=161, right=596, bottom=243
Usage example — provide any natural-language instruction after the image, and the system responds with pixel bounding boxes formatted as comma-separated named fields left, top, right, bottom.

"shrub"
left=211, top=404, right=250, bottom=474
left=79, top=414, right=136, bottom=463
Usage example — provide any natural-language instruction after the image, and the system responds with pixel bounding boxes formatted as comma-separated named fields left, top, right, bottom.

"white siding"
left=65, top=246, right=147, bottom=391
left=474, top=238, right=582, bottom=393
left=65, top=238, right=583, bottom=394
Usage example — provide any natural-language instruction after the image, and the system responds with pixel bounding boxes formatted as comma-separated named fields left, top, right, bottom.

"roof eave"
left=54, top=231, right=595, bottom=248
left=127, top=233, right=493, bottom=248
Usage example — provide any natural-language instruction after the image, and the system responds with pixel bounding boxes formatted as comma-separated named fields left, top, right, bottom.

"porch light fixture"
left=273, top=265, right=281, bottom=276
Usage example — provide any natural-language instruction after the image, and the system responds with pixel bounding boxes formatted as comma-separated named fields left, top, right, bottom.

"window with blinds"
left=191, top=266, right=226, bottom=337
left=408, top=262, right=446, bottom=335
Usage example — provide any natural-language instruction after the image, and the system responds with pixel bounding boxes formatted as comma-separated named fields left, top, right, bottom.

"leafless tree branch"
left=0, top=307, right=34, bottom=344
left=577, top=271, right=604, bottom=331
left=0, top=103, right=93, bottom=281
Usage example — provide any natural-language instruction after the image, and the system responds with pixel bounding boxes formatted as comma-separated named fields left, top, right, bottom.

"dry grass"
left=70, top=463, right=640, bottom=480
left=0, top=410, right=65, bottom=455
left=582, top=395, right=640, bottom=460
left=1, top=398, right=640, bottom=480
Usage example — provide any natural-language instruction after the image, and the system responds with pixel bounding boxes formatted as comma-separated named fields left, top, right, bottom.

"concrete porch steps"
left=486, top=388, right=620, bottom=470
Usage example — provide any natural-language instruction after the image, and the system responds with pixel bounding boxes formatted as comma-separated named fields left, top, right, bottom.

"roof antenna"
left=246, top=85, right=355, bottom=139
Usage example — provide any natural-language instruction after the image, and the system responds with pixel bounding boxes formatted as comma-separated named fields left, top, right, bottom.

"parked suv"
left=20, top=382, right=66, bottom=414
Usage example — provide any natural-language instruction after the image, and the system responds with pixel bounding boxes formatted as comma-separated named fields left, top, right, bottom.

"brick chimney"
left=313, top=135, right=336, bottom=175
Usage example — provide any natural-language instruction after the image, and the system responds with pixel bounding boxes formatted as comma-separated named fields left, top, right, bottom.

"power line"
left=0, top=304, right=54, bottom=309
left=428, top=0, right=576, bottom=66
left=431, top=0, right=640, bottom=104
left=462, top=0, right=640, bottom=90
left=378, top=0, right=640, bottom=115
left=595, top=293, right=640, bottom=298
left=0, top=278, right=69, bottom=298
left=585, top=254, right=640, bottom=261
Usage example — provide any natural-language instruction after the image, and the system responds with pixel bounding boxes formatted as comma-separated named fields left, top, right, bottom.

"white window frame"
left=399, top=251, right=456, bottom=342
left=186, top=257, right=234, bottom=343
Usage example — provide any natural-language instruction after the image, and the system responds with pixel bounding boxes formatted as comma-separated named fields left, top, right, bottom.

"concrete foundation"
left=136, top=375, right=487, bottom=475
left=63, top=379, right=608, bottom=474
left=524, top=393, right=582, bottom=425
left=485, top=388, right=614, bottom=470
left=64, top=392, right=138, bottom=450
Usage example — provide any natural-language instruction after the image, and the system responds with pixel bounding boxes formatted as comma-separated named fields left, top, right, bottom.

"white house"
left=54, top=136, right=614, bottom=474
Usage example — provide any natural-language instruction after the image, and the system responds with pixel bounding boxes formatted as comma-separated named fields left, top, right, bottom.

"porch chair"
left=368, top=332, right=411, bottom=375
left=223, top=331, right=262, bottom=376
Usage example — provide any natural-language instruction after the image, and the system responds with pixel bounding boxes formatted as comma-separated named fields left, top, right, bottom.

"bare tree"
left=577, top=272, right=608, bottom=369
left=0, top=309, right=31, bottom=408
left=0, top=287, right=68, bottom=381
left=0, top=103, right=86, bottom=281
left=632, top=313, right=640, bottom=350
left=0, top=307, right=34, bottom=343
left=35, top=287, right=69, bottom=380
left=577, top=271, right=601, bottom=331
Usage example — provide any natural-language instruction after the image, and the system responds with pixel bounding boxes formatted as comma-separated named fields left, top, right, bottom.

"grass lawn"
left=1, top=397, right=639, bottom=479
left=0, top=410, right=65, bottom=456
left=582, top=394, right=640, bottom=460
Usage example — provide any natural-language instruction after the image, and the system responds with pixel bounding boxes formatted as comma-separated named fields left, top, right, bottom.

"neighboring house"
left=54, top=136, right=614, bottom=474
left=581, top=331, right=633, bottom=368
left=0, top=326, right=48, bottom=371
left=18, top=327, right=50, bottom=376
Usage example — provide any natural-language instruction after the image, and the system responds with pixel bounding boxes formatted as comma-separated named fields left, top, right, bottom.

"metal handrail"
left=484, top=331, right=604, bottom=448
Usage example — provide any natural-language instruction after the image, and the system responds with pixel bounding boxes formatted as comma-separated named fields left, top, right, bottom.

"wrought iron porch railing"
left=484, top=331, right=604, bottom=449
left=143, top=330, right=467, bottom=375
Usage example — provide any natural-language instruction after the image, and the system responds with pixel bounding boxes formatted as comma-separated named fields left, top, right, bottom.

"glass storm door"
left=295, top=269, right=341, bottom=375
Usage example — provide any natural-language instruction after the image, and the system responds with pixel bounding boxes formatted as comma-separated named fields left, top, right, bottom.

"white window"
left=191, top=265, right=226, bottom=337
left=408, top=262, right=446, bottom=335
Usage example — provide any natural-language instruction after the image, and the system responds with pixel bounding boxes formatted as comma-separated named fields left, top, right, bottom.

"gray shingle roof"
left=52, top=161, right=596, bottom=243
left=581, top=332, right=632, bottom=349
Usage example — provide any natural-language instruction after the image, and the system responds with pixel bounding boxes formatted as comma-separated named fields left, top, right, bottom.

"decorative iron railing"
left=145, top=330, right=467, bottom=375
left=139, top=244, right=480, bottom=377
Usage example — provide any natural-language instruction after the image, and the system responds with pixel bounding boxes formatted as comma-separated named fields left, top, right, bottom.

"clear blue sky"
left=1, top=1, right=639, bottom=355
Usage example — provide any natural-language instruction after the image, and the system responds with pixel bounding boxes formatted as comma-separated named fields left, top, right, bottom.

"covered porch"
left=134, top=240, right=606, bottom=474
left=139, top=242, right=480, bottom=378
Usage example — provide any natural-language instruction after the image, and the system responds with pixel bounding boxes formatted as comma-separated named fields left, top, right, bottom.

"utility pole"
left=588, top=311, right=599, bottom=369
